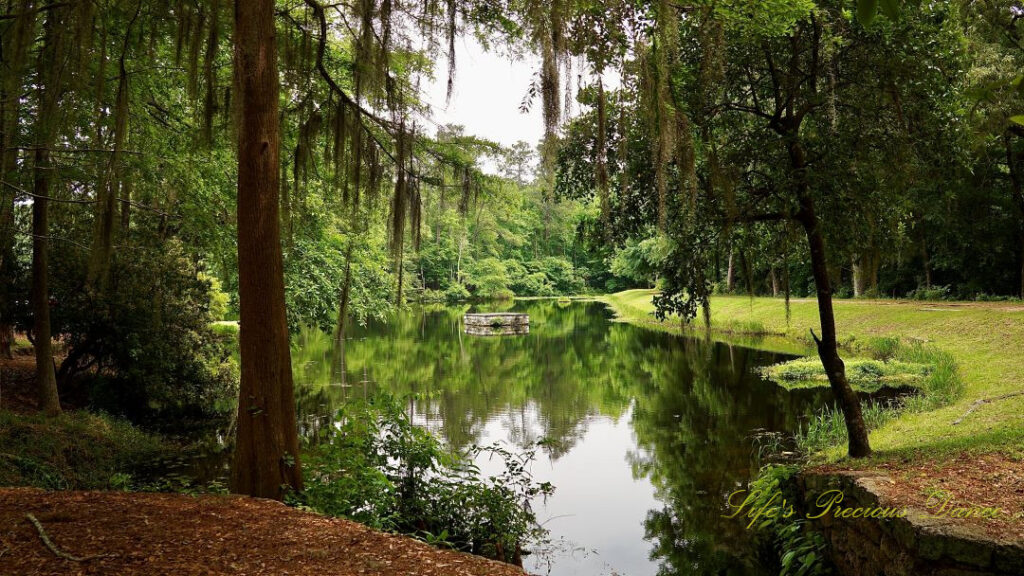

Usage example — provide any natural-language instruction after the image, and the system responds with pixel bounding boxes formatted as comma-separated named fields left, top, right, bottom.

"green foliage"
left=795, top=402, right=900, bottom=455
left=465, top=257, right=514, bottom=300
left=609, top=237, right=668, bottom=287
left=44, top=240, right=237, bottom=428
left=199, top=273, right=230, bottom=321
left=0, top=411, right=168, bottom=490
left=443, top=282, right=472, bottom=303
left=792, top=337, right=964, bottom=454
left=906, top=285, right=951, bottom=301
left=760, top=358, right=931, bottom=393
left=300, top=392, right=553, bottom=563
left=284, top=234, right=394, bottom=333
left=747, top=465, right=832, bottom=576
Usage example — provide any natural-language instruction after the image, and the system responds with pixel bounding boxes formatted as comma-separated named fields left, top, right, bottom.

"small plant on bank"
left=792, top=338, right=964, bottom=456
left=299, top=392, right=553, bottom=564
left=746, top=465, right=832, bottom=576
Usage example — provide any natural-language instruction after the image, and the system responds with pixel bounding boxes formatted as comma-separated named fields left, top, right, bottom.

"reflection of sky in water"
left=413, top=402, right=657, bottom=576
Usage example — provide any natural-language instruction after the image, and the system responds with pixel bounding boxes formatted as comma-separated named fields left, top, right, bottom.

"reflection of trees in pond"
left=290, top=301, right=634, bottom=456
left=289, top=301, right=828, bottom=576
left=620, top=329, right=818, bottom=576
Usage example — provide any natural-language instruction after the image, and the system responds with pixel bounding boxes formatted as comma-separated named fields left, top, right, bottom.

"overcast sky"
left=420, top=36, right=546, bottom=152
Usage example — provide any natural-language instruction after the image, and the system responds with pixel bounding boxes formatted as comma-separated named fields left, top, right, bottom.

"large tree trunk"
left=29, top=5, right=66, bottom=416
left=31, top=148, right=60, bottom=416
left=798, top=195, right=871, bottom=458
left=230, top=0, right=303, bottom=499
left=1005, top=132, right=1024, bottom=299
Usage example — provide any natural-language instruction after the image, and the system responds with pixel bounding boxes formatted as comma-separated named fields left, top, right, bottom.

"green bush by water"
left=761, top=358, right=930, bottom=394
left=746, top=465, right=832, bottom=576
left=299, top=392, right=553, bottom=564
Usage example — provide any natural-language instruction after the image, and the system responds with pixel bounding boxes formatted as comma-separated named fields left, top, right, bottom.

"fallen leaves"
left=0, top=488, right=528, bottom=576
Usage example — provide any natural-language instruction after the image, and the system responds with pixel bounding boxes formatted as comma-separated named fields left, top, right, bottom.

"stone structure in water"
left=463, top=313, right=530, bottom=336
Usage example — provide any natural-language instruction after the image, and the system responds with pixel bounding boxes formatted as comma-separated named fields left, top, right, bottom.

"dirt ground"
left=817, top=452, right=1024, bottom=542
left=0, top=488, right=527, bottom=576
left=0, top=353, right=45, bottom=414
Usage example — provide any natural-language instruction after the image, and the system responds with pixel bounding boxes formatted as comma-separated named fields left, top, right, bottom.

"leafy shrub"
left=301, top=393, right=552, bottom=563
left=443, top=283, right=471, bottom=303
left=747, top=465, right=832, bottom=576
left=761, top=358, right=930, bottom=393
left=528, top=257, right=586, bottom=294
left=907, top=285, right=951, bottom=301
left=511, top=271, right=557, bottom=297
left=44, top=240, right=237, bottom=429
left=466, top=258, right=514, bottom=300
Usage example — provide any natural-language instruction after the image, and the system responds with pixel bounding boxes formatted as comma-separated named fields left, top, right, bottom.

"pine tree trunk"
left=31, top=148, right=60, bottom=416
left=230, top=0, right=303, bottom=499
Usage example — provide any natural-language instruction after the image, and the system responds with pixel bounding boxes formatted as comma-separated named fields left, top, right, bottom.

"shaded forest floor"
left=0, top=488, right=526, bottom=576
left=602, top=290, right=1024, bottom=540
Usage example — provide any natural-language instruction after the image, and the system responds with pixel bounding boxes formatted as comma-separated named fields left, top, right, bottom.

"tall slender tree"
left=30, top=4, right=68, bottom=416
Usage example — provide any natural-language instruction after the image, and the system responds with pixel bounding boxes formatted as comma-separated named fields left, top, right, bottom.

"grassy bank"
left=0, top=410, right=168, bottom=490
left=600, top=290, right=1024, bottom=462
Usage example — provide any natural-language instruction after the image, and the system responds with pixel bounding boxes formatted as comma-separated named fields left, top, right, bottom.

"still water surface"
left=290, top=300, right=829, bottom=576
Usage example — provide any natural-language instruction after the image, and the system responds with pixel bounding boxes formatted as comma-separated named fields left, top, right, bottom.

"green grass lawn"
left=600, top=290, right=1024, bottom=463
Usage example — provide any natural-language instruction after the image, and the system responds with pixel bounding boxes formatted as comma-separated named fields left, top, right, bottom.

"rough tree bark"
left=30, top=7, right=66, bottom=416
left=230, top=0, right=303, bottom=499
left=1004, top=131, right=1024, bottom=299
left=31, top=149, right=59, bottom=415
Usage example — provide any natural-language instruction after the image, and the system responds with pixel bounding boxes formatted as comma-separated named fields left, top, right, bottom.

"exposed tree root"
left=25, top=513, right=115, bottom=562
left=952, top=391, right=1024, bottom=426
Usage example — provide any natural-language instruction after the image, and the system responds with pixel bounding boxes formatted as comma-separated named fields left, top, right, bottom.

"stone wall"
left=796, top=471, right=1024, bottom=576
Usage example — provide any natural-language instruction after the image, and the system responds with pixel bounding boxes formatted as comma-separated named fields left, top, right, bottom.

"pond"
left=290, top=299, right=832, bottom=576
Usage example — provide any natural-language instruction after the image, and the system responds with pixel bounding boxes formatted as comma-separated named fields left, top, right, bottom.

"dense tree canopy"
left=2, top=0, right=1023, bottom=490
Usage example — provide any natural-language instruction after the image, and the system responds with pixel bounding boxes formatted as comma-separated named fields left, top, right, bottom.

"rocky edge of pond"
left=0, top=488, right=528, bottom=576
left=799, top=461, right=1024, bottom=576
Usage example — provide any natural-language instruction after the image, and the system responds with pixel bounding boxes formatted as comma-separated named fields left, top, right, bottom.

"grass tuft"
left=0, top=410, right=168, bottom=490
